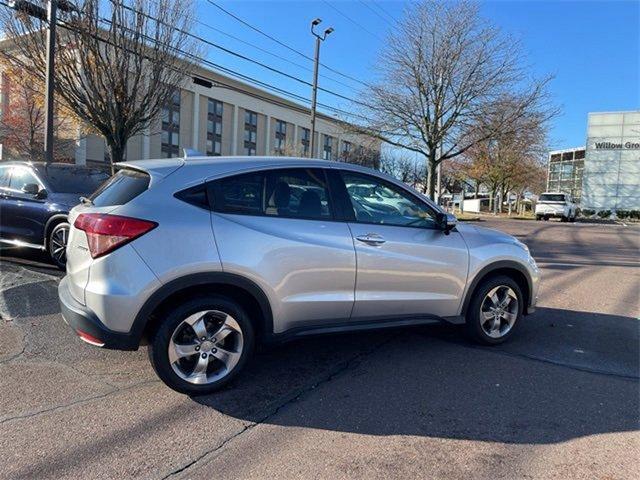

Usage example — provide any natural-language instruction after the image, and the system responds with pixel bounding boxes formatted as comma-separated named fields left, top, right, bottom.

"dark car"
left=0, top=161, right=109, bottom=268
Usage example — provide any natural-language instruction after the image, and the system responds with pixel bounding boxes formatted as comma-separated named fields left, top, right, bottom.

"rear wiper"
left=79, top=196, right=94, bottom=206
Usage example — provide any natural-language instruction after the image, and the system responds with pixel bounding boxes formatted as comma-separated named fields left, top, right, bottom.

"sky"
left=194, top=0, right=639, bottom=151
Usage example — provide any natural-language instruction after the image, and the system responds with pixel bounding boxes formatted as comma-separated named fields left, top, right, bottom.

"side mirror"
left=36, top=188, right=48, bottom=199
left=22, top=183, right=40, bottom=196
left=436, top=212, right=457, bottom=235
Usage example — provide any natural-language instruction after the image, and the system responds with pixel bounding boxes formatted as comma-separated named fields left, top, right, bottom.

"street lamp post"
left=309, top=18, right=333, bottom=159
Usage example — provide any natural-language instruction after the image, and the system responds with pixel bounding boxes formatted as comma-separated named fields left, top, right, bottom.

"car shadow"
left=192, top=307, right=639, bottom=445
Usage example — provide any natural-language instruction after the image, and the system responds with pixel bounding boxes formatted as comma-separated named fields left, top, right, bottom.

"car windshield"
left=539, top=194, right=566, bottom=202
left=38, top=166, right=110, bottom=195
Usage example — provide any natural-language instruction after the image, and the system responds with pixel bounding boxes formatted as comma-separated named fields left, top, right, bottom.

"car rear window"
left=89, top=169, right=150, bottom=207
left=539, top=194, right=566, bottom=202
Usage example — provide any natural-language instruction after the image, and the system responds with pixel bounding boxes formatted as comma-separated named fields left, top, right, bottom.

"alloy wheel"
left=50, top=225, right=69, bottom=265
left=168, top=310, right=244, bottom=385
left=479, top=286, right=518, bottom=339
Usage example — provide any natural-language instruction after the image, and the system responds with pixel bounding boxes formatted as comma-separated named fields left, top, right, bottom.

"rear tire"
left=48, top=222, right=70, bottom=270
left=465, top=275, right=523, bottom=345
left=148, top=295, right=255, bottom=395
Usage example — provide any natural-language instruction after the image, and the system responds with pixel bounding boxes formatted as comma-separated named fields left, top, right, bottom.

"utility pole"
left=9, top=1, right=77, bottom=163
left=43, top=0, right=58, bottom=164
left=309, top=18, right=333, bottom=159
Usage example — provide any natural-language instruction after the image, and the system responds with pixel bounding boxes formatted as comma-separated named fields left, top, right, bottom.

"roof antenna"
left=183, top=148, right=203, bottom=159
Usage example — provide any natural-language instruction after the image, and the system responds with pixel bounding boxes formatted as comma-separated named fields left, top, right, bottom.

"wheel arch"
left=43, top=213, right=69, bottom=250
left=461, top=261, right=532, bottom=317
left=134, top=272, right=274, bottom=347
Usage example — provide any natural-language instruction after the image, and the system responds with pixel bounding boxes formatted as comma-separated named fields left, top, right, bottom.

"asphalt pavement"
left=0, top=219, right=638, bottom=479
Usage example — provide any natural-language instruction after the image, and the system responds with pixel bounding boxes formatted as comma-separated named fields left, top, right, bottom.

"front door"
left=0, top=166, right=47, bottom=244
left=339, top=170, right=469, bottom=320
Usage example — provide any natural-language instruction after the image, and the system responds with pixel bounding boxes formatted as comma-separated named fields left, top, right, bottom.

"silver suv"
left=58, top=157, right=539, bottom=395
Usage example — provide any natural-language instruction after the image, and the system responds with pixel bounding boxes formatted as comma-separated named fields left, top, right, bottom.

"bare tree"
left=458, top=96, right=549, bottom=212
left=2, top=0, right=198, bottom=172
left=379, top=154, right=420, bottom=188
left=350, top=0, right=556, bottom=199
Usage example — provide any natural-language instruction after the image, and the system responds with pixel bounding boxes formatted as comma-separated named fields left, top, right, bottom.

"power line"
left=357, top=0, right=394, bottom=26
left=115, top=3, right=368, bottom=108
left=203, top=0, right=370, bottom=88
left=94, top=16, right=373, bottom=122
left=0, top=1, right=376, bottom=125
left=369, top=1, right=398, bottom=24
left=193, top=19, right=359, bottom=91
left=321, top=0, right=385, bottom=42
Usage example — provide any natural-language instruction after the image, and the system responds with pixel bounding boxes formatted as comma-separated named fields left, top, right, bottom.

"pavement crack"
left=0, top=379, right=160, bottom=426
left=161, top=333, right=400, bottom=479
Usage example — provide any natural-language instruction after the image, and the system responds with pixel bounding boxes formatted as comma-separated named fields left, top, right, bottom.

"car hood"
left=49, top=192, right=83, bottom=208
left=456, top=223, right=523, bottom=247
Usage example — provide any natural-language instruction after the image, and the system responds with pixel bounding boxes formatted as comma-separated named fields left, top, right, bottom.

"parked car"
left=535, top=192, right=577, bottom=222
left=0, top=161, right=109, bottom=268
left=58, top=156, right=539, bottom=395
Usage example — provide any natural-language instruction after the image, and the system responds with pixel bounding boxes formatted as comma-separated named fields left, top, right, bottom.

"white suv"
left=59, top=156, right=539, bottom=395
left=535, top=192, right=577, bottom=222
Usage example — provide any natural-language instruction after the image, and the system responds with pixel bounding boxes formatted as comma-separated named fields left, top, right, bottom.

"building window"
left=274, top=119, right=287, bottom=154
left=341, top=140, right=352, bottom=159
left=323, top=135, right=334, bottom=160
left=206, top=99, right=223, bottom=156
left=301, top=127, right=310, bottom=156
left=244, top=110, right=257, bottom=156
left=161, top=90, right=181, bottom=158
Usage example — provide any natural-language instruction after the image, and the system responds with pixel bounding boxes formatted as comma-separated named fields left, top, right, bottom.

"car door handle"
left=356, top=233, right=386, bottom=245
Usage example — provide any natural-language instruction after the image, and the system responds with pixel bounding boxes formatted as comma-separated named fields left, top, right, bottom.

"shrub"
left=629, top=210, right=640, bottom=220
left=580, top=209, right=595, bottom=217
left=597, top=210, right=612, bottom=218
left=616, top=210, right=630, bottom=219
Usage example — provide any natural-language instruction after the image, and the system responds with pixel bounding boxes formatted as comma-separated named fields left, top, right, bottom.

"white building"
left=581, top=111, right=640, bottom=211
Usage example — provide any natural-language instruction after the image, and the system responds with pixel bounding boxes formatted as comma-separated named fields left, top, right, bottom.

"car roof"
left=117, top=156, right=381, bottom=182
left=118, top=155, right=442, bottom=213
left=0, top=161, right=104, bottom=171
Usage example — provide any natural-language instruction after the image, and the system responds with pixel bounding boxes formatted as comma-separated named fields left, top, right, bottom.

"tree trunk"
left=427, top=150, right=437, bottom=201
left=106, top=139, right=127, bottom=175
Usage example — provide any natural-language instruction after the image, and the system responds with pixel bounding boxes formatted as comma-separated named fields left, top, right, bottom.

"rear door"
left=337, top=170, right=469, bottom=320
left=210, top=167, right=356, bottom=333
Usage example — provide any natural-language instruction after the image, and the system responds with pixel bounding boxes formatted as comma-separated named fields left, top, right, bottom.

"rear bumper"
left=536, top=210, right=567, bottom=218
left=58, top=276, right=139, bottom=351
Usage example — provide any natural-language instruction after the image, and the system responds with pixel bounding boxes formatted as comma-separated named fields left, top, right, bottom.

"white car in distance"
left=535, top=192, right=577, bottom=222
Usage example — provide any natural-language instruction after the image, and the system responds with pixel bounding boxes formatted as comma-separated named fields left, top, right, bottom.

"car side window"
left=8, top=167, right=40, bottom=192
left=0, top=166, right=10, bottom=188
left=341, top=171, right=436, bottom=228
left=212, top=168, right=332, bottom=220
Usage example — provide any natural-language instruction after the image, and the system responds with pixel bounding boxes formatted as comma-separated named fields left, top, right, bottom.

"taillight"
left=73, top=213, right=157, bottom=259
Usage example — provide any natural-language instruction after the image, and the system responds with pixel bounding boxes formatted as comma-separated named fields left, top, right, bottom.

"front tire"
left=148, top=295, right=255, bottom=395
left=465, top=275, right=523, bottom=345
left=48, top=222, right=70, bottom=270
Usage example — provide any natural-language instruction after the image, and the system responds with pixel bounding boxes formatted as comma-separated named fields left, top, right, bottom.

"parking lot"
left=0, top=218, right=638, bottom=479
